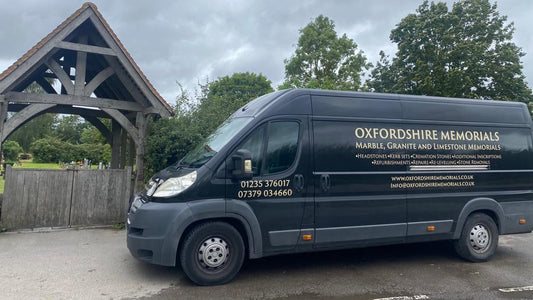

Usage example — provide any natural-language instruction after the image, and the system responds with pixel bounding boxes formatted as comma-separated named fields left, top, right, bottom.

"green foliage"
left=29, top=138, right=62, bottom=163
left=7, top=113, right=106, bottom=158
left=197, top=72, right=273, bottom=136
left=281, top=15, right=370, bottom=90
left=145, top=116, right=201, bottom=175
left=80, top=123, right=108, bottom=145
left=53, top=115, right=91, bottom=144
left=30, top=137, right=110, bottom=163
left=6, top=114, right=56, bottom=153
left=2, top=141, right=23, bottom=162
left=113, top=222, right=125, bottom=230
left=145, top=73, right=273, bottom=177
left=367, top=0, right=533, bottom=108
left=366, top=51, right=396, bottom=94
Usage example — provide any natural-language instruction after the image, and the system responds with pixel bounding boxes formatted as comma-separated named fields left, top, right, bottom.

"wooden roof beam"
left=5, top=91, right=158, bottom=113
left=7, top=103, right=109, bottom=118
left=101, top=107, right=140, bottom=145
left=45, top=58, right=74, bottom=94
left=2, top=103, right=56, bottom=142
left=56, top=41, right=116, bottom=56
left=84, top=66, right=114, bottom=96
left=36, top=77, right=58, bottom=94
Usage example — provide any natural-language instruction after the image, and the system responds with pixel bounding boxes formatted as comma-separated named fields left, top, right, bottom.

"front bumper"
left=126, top=196, right=192, bottom=266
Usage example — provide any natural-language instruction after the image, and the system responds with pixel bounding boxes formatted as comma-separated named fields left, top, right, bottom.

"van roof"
left=238, top=89, right=531, bottom=126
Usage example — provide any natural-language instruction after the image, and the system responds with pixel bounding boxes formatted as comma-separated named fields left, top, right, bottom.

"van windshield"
left=178, top=117, right=253, bottom=168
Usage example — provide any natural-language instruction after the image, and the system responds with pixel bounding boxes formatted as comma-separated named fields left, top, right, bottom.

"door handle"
left=320, top=174, right=330, bottom=192
left=293, top=174, right=304, bottom=192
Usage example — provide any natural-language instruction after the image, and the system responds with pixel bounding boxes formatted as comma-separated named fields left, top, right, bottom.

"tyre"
left=454, top=213, right=498, bottom=262
left=180, top=222, right=245, bottom=285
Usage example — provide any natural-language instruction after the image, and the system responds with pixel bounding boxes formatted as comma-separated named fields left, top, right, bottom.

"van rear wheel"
left=180, top=222, right=244, bottom=285
left=454, top=213, right=498, bottom=262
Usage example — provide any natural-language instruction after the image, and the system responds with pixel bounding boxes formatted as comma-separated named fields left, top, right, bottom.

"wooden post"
left=74, top=35, right=88, bottom=96
left=0, top=95, right=7, bottom=163
left=119, top=127, right=127, bottom=168
left=129, top=137, right=136, bottom=197
left=111, top=120, right=121, bottom=169
left=129, top=136, right=135, bottom=168
left=134, top=112, right=146, bottom=192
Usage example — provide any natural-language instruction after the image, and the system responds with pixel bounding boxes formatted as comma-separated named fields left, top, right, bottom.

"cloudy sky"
left=1, top=0, right=532, bottom=106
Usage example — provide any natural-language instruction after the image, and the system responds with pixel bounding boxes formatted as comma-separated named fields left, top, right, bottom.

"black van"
left=127, top=89, right=533, bottom=285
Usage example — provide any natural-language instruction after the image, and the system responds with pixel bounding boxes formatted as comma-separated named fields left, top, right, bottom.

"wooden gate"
left=1, top=166, right=132, bottom=229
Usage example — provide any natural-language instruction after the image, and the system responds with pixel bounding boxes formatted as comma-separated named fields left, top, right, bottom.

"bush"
left=30, top=137, right=110, bottom=163
left=145, top=116, right=201, bottom=176
left=2, top=141, right=23, bottom=162
left=30, top=138, right=63, bottom=162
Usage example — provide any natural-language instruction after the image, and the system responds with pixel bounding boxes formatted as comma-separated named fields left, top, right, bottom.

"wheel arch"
left=169, top=199, right=264, bottom=266
left=453, top=197, right=505, bottom=239
left=176, top=215, right=260, bottom=263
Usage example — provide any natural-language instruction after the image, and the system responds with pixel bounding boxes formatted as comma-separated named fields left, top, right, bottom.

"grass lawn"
left=12, top=162, right=62, bottom=169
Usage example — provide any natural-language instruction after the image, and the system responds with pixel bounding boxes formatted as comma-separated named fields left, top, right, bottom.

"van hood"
left=151, top=165, right=196, bottom=182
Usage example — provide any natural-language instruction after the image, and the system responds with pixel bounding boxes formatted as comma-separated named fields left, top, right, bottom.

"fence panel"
left=70, top=168, right=131, bottom=226
left=1, top=166, right=131, bottom=229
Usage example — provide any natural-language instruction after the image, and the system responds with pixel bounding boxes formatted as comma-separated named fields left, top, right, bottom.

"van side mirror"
left=231, top=149, right=253, bottom=180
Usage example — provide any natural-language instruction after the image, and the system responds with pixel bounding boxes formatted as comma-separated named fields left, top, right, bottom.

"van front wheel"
left=180, top=222, right=245, bottom=285
left=454, top=213, right=498, bottom=262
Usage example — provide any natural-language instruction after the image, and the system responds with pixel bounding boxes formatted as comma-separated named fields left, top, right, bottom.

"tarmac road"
left=0, top=228, right=532, bottom=300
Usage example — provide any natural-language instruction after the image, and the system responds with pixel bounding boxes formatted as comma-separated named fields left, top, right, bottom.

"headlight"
left=130, top=196, right=145, bottom=213
left=145, top=179, right=158, bottom=196
left=152, top=171, right=197, bottom=197
left=145, top=179, right=156, bottom=191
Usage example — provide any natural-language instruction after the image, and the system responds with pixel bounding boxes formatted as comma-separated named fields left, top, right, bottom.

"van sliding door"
left=310, top=94, right=406, bottom=248
left=312, top=120, right=407, bottom=247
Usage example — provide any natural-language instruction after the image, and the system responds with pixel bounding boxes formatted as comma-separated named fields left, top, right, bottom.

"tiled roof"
left=0, top=2, right=173, bottom=116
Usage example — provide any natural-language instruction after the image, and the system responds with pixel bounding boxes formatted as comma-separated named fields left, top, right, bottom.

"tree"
left=366, top=51, right=396, bottom=94
left=196, top=72, right=273, bottom=135
left=281, top=15, right=370, bottom=90
left=367, top=0, right=533, bottom=108
left=145, top=115, right=200, bottom=175
left=6, top=114, right=56, bottom=153
left=53, top=115, right=91, bottom=144
left=80, top=126, right=107, bottom=145
left=2, top=141, right=23, bottom=162
left=80, top=119, right=109, bottom=145
left=145, top=73, right=273, bottom=177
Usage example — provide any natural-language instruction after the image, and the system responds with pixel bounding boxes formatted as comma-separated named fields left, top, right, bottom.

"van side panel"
left=311, top=93, right=533, bottom=248
left=403, top=123, right=533, bottom=240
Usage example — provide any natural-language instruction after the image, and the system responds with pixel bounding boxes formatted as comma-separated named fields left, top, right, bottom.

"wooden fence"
left=1, top=166, right=132, bottom=229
